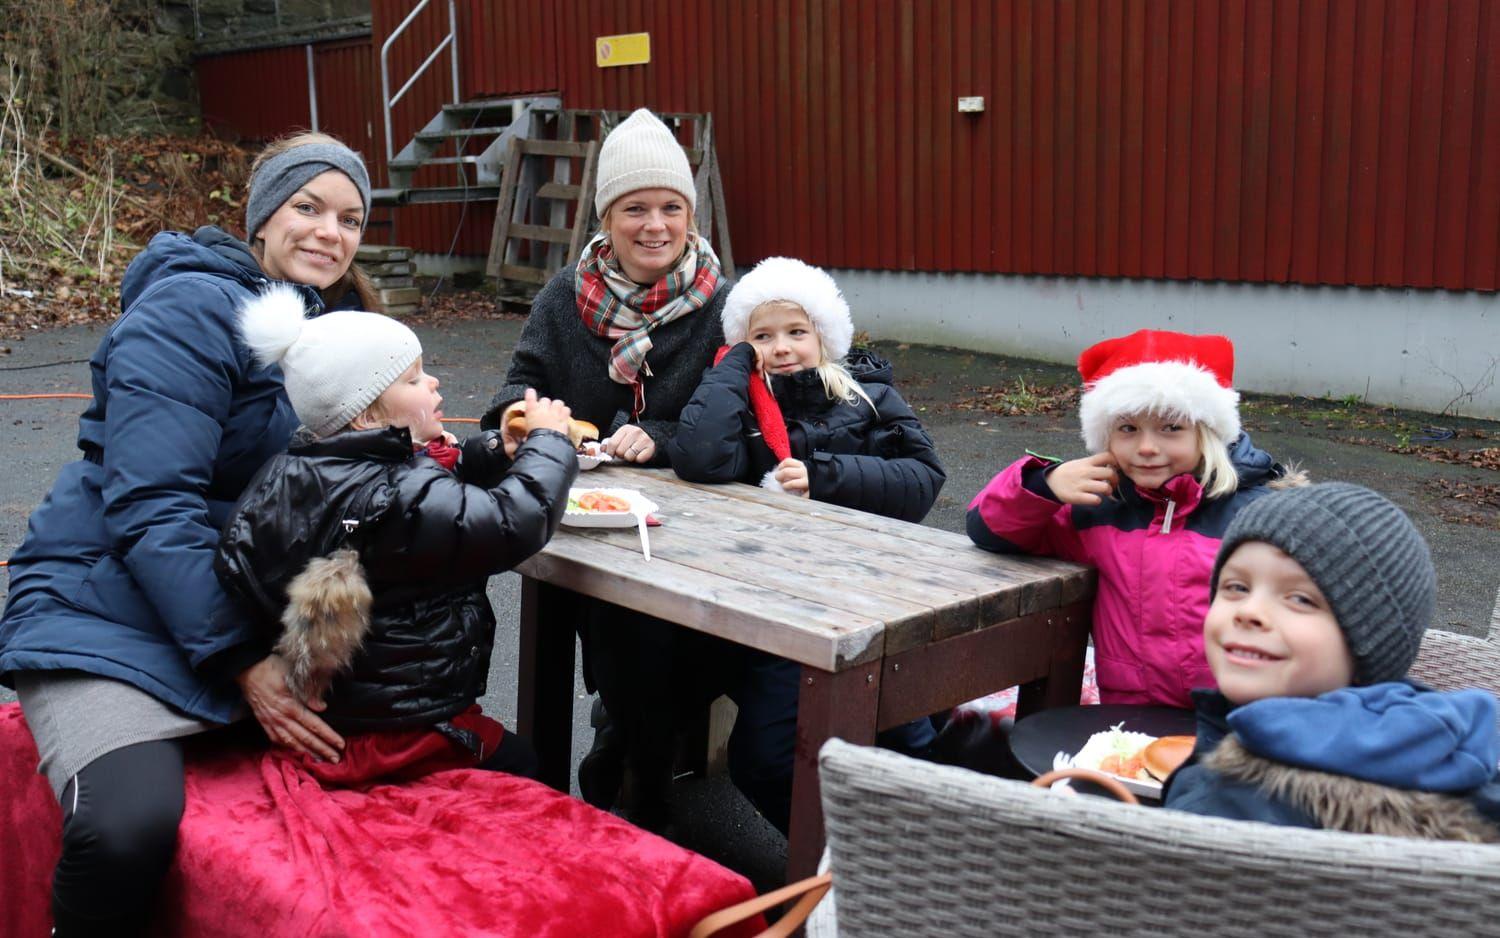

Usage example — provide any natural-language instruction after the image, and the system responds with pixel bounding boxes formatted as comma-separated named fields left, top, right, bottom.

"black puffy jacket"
left=216, top=425, right=578, bottom=731
left=669, top=343, right=945, bottom=522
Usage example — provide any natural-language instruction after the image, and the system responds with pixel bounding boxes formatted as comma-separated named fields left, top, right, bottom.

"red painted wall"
left=197, top=46, right=312, bottom=143
left=209, top=1, right=1500, bottom=290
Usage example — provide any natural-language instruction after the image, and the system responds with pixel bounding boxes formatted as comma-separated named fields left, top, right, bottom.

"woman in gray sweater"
left=481, top=109, right=729, bottom=830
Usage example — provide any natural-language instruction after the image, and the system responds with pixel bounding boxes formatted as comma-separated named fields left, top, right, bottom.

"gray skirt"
left=15, top=671, right=224, bottom=799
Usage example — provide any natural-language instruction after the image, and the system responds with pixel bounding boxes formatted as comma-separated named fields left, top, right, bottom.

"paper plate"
left=562, top=488, right=658, bottom=528
left=1058, top=724, right=1165, bottom=799
left=577, top=442, right=613, bottom=471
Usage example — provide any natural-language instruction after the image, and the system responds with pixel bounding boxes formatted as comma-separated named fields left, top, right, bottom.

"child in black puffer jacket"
left=215, top=286, right=578, bottom=776
left=667, top=256, right=946, bottom=832
left=670, top=256, right=945, bottom=519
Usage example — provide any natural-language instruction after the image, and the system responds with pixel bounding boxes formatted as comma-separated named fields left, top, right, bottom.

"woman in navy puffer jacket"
left=0, top=132, right=375, bottom=936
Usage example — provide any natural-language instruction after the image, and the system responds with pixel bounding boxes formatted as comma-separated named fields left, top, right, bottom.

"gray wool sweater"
left=481, top=266, right=729, bottom=467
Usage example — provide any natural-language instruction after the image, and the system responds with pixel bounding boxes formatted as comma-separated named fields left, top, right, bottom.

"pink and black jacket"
left=967, top=433, right=1287, bottom=708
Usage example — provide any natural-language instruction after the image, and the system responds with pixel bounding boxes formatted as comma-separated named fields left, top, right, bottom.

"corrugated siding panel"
left=458, top=0, right=559, bottom=96
left=196, top=47, right=311, bottom=139
left=314, top=40, right=386, bottom=185
left=207, top=1, right=1500, bottom=288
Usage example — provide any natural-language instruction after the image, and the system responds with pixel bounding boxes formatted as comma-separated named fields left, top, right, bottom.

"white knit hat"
left=722, top=257, right=855, bottom=361
left=594, top=108, right=696, bottom=216
left=238, top=285, right=422, bottom=437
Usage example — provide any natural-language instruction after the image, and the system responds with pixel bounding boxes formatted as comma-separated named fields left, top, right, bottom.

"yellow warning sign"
left=596, top=32, right=651, bottom=68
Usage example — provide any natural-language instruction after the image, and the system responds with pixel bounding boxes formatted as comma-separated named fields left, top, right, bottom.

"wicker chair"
left=693, top=595, right=1500, bottom=938
left=807, top=738, right=1500, bottom=938
left=1410, top=591, right=1500, bottom=696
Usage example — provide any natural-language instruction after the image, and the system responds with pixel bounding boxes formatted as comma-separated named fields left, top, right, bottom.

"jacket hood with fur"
left=1167, top=688, right=1500, bottom=842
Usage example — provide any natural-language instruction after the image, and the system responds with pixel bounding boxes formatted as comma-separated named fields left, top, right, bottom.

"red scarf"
left=421, top=438, right=461, bottom=471
left=714, top=345, right=790, bottom=461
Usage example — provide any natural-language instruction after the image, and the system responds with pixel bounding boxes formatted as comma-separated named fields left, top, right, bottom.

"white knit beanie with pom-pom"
left=239, top=285, right=422, bottom=437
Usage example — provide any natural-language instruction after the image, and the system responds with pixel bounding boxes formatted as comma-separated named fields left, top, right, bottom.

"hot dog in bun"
left=506, top=412, right=599, bottom=451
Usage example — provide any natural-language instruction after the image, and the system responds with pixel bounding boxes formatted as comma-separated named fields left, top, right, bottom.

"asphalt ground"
left=3, top=317, right=1498, bottom=892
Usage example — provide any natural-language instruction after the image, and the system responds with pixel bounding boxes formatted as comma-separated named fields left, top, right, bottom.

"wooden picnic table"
left=514, top=468, right=1096, bottom=880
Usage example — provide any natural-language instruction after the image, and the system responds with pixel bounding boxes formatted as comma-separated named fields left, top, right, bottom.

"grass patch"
left=950, top=378, right=1081, bottom=416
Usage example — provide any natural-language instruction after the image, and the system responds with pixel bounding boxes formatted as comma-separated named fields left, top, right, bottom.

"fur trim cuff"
left=1079, top=360, right=1241, bottom=452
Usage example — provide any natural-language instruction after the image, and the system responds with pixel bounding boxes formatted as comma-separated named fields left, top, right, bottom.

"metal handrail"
left=379, top=0, right=461, bottom=168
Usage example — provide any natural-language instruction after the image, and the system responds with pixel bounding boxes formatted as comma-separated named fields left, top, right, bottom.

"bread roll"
left=1142, top=735, right=1195, bottom=781
left=506, top=413, right=599, bottom=450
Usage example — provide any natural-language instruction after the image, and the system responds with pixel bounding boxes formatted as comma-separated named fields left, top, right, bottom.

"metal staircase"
left=373, top=96, right=561, bottom=207
left=368, top=4, right=732, bottom=310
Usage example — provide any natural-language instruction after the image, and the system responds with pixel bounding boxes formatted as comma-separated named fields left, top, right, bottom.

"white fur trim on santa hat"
left=722, top=257, right=854, bottom=361
left=1079, top=360, right=1241, bottom=453
left=760, top=470, right=785, bottom=492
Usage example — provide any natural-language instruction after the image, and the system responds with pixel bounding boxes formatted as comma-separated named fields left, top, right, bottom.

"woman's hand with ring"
left=604, top=424, right=656, bottom=463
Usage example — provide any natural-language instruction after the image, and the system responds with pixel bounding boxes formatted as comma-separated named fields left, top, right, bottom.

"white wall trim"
left=831, top=269, right=1500, bottom=419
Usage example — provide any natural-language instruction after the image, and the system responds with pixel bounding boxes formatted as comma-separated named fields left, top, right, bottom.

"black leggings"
left=51, top=738, right=187, bottom=937
left=48, top=726, right=537, bottom=936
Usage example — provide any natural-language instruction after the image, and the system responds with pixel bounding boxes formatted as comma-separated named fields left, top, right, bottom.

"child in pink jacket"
left=967, top=330, right=1299, bottom=708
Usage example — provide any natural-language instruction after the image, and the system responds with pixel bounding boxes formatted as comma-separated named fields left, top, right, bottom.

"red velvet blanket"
left=0, top=703, right=760, bottom=937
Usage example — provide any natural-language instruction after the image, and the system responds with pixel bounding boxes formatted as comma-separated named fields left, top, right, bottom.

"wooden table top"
left=515, top=468, right=1095, bottom=673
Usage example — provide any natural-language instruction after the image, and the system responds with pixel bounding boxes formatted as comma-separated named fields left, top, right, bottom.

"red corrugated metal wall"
left=209, top=1, right=1500, bottom=290
left=197, top=47, right=312, bottom=141
left=457, top=0, right=559, bottom=96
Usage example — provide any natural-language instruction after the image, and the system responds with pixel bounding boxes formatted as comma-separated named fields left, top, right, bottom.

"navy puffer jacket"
left=216, top=426, right=577, bottom=731
left=669, top=343, right=945, bottom=522
left=0, top=228, right=346, bottom=722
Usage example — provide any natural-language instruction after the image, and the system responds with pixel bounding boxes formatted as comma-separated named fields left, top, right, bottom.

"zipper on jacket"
left=1161, top=499, right=1176, bottom=535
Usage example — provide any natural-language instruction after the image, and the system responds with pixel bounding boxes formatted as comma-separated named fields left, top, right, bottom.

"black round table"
left=1009, top=704, right=1197, bottom=799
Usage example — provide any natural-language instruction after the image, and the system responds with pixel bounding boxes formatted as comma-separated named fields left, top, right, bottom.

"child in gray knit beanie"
left=1163, top=483, right=1500, bottom=841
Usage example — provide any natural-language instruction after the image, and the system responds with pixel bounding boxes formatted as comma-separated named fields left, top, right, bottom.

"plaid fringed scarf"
left=574, top=231, right=723, bottom=418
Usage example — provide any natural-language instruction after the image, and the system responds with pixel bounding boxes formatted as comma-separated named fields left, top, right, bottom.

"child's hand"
left=742, top=341, right=765, bottom=375
left=499, top=399, right=528, bottom=457
left=774, top=457, right=810, bottom=497
left=523, top=388, right=572, bottom=437
left=1045, top=452, right=1118, bottom=505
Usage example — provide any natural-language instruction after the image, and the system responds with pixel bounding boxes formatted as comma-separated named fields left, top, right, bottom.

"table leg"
left=516, top=575, right=576, bottom=792
left=787, top=664, right=880, bottom=881
left=1015, top=604, right=1092, bottom=719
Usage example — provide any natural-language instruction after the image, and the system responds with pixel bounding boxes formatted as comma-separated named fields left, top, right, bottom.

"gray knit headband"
left=245, top=142, right=372, bottom=241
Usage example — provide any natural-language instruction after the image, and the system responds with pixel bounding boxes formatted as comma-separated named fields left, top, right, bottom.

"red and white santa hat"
left=1077, top=329, right=1241, bottom=453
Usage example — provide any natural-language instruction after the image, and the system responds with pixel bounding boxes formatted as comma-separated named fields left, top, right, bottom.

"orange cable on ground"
left=1, top=393, right=93, bottom=400
left=1, top=402, right=484, bottom=566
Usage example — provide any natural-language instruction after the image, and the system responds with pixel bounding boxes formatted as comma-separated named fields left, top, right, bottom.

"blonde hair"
left=1195, top=421, right=1239, bottom=499
left=750, top=300, right=874, bottom=410
left=248, top=131, right=379, bottom=312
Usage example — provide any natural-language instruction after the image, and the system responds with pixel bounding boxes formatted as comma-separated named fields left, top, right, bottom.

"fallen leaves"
left=1425, top=479, right=1500, bottom=529
left=1, top=133, right=253, bottom=338
left=404, top=285, right=527, bottom=324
